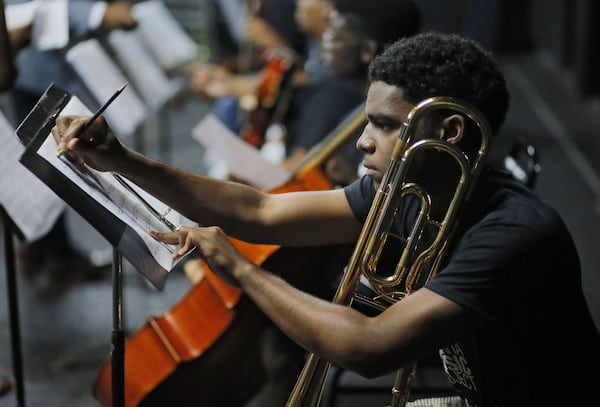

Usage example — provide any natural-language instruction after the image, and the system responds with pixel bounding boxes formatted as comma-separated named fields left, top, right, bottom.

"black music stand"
left=14, top=84, right=183, bottom=407
left=1, top=206, right=26, bottom=407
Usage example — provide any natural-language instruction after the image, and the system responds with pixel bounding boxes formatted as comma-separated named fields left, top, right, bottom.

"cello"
left=239, top=47, right=297, bottom=149
left=93, top=104, right=367, bottom=407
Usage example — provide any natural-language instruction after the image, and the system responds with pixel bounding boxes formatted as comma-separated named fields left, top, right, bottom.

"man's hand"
left=150, top=226, right=254, bottom=288
left=245, top=17, right=288, bottom=51
left=102, top=2, right=138, bottom=31
left=186, top=63, right=232, bottom=98
left=52, top=115, right=126, bottom=172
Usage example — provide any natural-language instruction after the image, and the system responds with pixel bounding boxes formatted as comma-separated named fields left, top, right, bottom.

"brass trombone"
left=286, top=96, right=492, bottom=407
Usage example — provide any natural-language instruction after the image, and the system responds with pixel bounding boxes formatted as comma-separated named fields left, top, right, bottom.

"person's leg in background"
left=212, top=95, right=244, bottom=133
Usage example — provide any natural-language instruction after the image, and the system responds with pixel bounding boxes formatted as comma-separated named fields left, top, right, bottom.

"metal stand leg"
left=111, top=248, right=124, bottom=407
left=2, top=208, right=26, bottom=406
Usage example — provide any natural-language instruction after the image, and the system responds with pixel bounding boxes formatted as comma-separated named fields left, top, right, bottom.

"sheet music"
left=132, top=0, right=198, bottom=71
left=35, top=97, right=190, bottom=271
left=191, top=113, right=290, bottom=190
left=32, top=0, right=68, bottom=50
left=65, top=39, right=147, bottom=139
left=4, top=2, right=35, bottom=30
left=5, top=0, right=69, bottom=50
left=107, top=29, right=183, bottom=109
left=0, top=110, right=65, bottom=241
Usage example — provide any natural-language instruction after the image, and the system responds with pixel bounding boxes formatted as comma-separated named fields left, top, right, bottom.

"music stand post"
left=111, top=248, right=125, bottom=407
left=1, top=206, right=26, bottom=407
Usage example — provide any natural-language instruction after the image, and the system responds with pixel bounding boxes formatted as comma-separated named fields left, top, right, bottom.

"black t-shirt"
left=284, top=76, right=365, bottom=165
left=344, top=167, right=600, bottom=406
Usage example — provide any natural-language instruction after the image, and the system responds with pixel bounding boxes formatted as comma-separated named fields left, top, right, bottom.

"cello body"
left=93, top=267, right=263, bottom=407
left=93, top=241, right=353, bottom=407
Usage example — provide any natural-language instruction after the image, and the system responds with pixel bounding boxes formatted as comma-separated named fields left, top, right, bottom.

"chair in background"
left=503, top=136, right=542, bottom=189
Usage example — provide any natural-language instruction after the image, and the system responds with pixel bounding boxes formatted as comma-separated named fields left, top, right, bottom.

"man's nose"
left=356, top=131, right=374, bottom=154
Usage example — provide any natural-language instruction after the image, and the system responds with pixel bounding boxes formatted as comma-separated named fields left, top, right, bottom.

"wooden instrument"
left=239, top=49, right=296, bottom=148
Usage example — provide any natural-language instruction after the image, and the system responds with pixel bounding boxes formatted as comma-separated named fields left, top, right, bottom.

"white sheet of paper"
left=34, top=97, right=188, bottom=271
left=32, top=0, right=69, bottom=50
left=0, top=111, right=65, bottom=241
left=191, top=114, right=291, bottom=190
left=4, top=2, right=36, bottom=30
left=132, top=0, right=197, bottom=71
left=107, top=29, right=183, bottom=109
left=65, top=39, right=147, bottom=138
left=5, top=0, right=69, bottom=49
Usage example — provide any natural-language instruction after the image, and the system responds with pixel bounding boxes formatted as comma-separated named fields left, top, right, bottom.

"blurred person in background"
left=0, top=0, right=30, bottom=395
left=186, top=0, right=317, bottom=135
left=279, top=0, right=422, bottom=186
left=5, top=0, right=137, bottom=283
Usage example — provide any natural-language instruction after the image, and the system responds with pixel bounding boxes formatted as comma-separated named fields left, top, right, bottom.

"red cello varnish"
left=240, top=50, right=296, bottom=148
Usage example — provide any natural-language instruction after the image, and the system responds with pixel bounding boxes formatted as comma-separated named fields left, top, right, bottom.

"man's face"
left=320, top=13, right=365, bottom=78
left=357, top=81, right=415, bottom=188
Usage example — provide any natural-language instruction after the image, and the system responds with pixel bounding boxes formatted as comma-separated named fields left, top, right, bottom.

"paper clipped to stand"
left=192, top=114, right=291, bottom=190
left=0, top=111, right=65, bottom=241
left=5, top=0, right=69, bottom=50
left=65, top=39, right=147, bottom=139
left=132, top=0, right=198, bottom=71
left=17, top=86, right=194, bottom=290
left=107, top=29, right=184, bottom=110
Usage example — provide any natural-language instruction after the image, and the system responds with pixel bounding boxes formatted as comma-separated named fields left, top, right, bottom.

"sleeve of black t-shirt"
left=343, top=176, right=375, bottom=222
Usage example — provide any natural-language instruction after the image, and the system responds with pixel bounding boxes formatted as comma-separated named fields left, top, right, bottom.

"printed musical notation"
left=0, top=111, right=65, bottom=241
left=36, top=97, right=191, bottom=272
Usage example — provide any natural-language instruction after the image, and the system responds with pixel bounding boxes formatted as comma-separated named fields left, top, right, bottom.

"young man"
left=53, top=32, right=600, bottom=406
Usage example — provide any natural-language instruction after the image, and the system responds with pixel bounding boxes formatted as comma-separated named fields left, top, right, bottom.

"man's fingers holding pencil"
left=52, top=115, right=85, bottom=153
left=52, top=115, right=125, bottom=173
left=52, top=115, right=107, bottom=154
left=54, top=84, right=127, bottom=157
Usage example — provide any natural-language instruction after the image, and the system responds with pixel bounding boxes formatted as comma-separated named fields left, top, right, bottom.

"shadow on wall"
left=417, top=0, right=532, bottom=53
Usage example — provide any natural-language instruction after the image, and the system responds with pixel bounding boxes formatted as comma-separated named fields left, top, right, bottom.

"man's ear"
left=439, top=114, right=466, bottom=144
left=360, top=39, right=378, bottom=64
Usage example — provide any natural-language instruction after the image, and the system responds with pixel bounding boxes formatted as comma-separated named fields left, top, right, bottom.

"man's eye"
left=377, top=122, right=395, bottom=133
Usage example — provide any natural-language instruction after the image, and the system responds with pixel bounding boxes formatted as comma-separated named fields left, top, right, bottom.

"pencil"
left=57, top=82, right=128, bottom=157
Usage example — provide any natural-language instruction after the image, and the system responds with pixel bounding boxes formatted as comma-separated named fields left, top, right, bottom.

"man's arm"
left=116, top=148, right=361, bottom=246
left=152, top=225, right=484, bottom=378
left=241, top=267, right=482, bottom=378
left=68, top=0, right=136, bottom=37
left=53, top=115, right=363, bottom=247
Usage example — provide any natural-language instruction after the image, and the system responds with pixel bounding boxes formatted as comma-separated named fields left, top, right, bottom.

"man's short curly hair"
left=368, top=32, right=509, bottom=134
